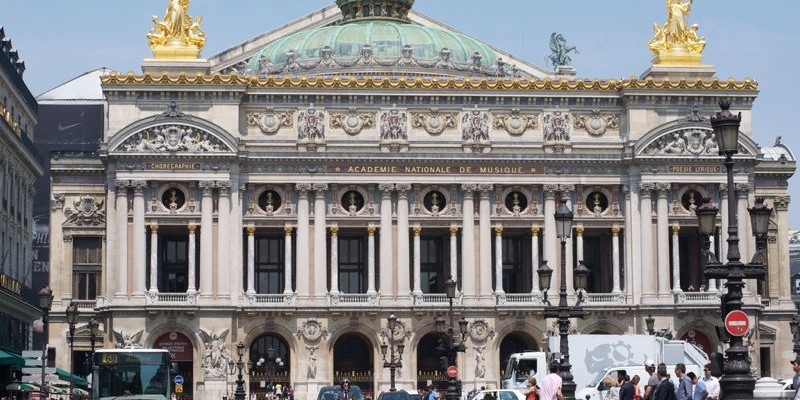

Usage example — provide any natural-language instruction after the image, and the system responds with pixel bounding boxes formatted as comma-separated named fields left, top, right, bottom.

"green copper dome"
left=249, top=20, right=498, bottom=72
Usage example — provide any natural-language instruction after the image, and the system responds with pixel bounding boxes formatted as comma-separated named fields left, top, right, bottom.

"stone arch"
left=675, top=319, right=721, bottom=355
left=248, top=332, right=292, bottom=395
left=331, top=331, right=376, bottom=397
left=244, top=322, right=300, bottom=384
left=580, top=321, right=626, bottom=335
left=497, top=331, right=540, bottom=379
left=107, top=113, right=238, bottom=154
left=146, top=324, right=201, bottom=399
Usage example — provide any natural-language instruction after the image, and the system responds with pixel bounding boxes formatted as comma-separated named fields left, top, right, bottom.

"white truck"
left=501, top=334, right=710, bottom=400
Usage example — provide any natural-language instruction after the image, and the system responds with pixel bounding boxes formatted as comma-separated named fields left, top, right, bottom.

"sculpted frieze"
left=120, top=124, right=229, bottom=153
left=247, top=109, right=294, bottom=135
left=543, top=111, right=571, bottom=142
left=412, top=110, right=457, bottom=135
left=641, top=128, right=719, bottom=156
left=64, top=195, right=106, bottom=226
left=492, top=110, right=538, bottom=136
left=461, top=110, right=490, bottom=142
left=330, top=109, right=375, bottom=135
left=298, top=107, right=326, bottom=141
left=380, top=109, right=408, bottom=141
left=573, top=110, right=620, bottom=136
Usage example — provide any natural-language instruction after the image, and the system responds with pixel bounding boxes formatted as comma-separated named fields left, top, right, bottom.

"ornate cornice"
left=102, top=73, right=758, bottom=92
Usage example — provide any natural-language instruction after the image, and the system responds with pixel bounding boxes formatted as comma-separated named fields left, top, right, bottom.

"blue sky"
left=4, top=1, right=799, bottom=224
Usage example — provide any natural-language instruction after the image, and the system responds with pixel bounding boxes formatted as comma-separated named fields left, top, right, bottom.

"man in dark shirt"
left=619, top=374, right=635, bottom=400
left=653, top=364, right=675, bottom=400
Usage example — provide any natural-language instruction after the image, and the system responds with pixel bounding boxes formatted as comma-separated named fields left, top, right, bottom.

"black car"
left=378, top=390, right=412, bottom=400
left=317, top=385, right=366, bottom=400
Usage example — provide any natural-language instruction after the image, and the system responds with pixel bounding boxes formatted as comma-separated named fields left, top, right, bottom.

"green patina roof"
left=249, top=20, right=499, bottom=70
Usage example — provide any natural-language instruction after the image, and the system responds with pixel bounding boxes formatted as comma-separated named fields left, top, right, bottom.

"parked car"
left=318, top=385, right=366, bottom=400
left=378, top=390, right=413, bottom=400
left=408, top=393, right=422, bottom=400
left=468, top=389, right=525, bottom=400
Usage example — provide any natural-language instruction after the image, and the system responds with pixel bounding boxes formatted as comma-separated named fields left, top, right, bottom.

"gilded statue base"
left=651, top=48, right=704, bottom=67
left=150, top=44, right=202, bottom=60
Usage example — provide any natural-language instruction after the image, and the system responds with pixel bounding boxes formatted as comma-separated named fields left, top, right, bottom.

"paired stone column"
left=639, top=183, right=655, bottom=298
left=396, top=184, right=411, bottom=297
left=494, top=224, right=504, bottom=294
left=217, top=182, right=231, bottom=298
left=199, top=181, right=214, bottom=296
left=656, top=183, right=671, bottom=297
left=450, top=224, right=459, bottom=285
left=115, top=180, right=129, bottom=298
left=329, top=225, right=339, bottom=294
left=461, top=184, right=477, bottom=298
left=379, top=184, right=394, bottom=296
left=736, top=184, right=751, bottom=264
left=246, top=225, right=256, bottom=295
left=543, top=185, right=558, bottom=294
left=132, top=181, right=147, bottom=296
left=575, top=225, right=585, bottom=267
left=105, top=178, right=117, bottom=298
left=367, top=224, right=377, bottom=295
left=412, top=225, right=422, bottom=295
left=295, top=184, right=311, bottom=298
left=611, top=226, right=622, bottom=293
left=188, top=222, right=197, bottom=294
left=478, top=184, right=493, bottom=297
left=313, top=184, right=328, bottom=297
left=671, top=223, right=681, bottom=292
left=284, top=224, right=294, bottom=294
left=530, top=225, right=541, bottom=294
left=148, top=222, right=159, bottom=295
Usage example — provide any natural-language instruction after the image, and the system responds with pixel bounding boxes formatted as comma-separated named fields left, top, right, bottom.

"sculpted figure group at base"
left=648, top=0, right=705, bottom=55
left=147, top=0, right=206, bottom=50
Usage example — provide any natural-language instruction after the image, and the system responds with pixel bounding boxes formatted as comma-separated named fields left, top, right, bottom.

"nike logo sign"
left=57, top=122, right=81, bottom=132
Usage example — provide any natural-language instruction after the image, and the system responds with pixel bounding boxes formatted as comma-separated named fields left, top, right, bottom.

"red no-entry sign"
left=724, top=310, right=750, bottom=337
left=447, top=366, right=458, bottom=378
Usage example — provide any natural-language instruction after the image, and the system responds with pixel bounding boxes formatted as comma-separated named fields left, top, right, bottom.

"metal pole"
left=558, top=238, right=576, bottom=400
left=69, top=323, right=75, bottom=400
left=389, top=322, right=396, bottom=392
left=42, top=310, right=48, bottom=400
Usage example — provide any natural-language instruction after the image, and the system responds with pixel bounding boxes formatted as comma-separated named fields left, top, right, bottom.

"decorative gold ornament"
left=648, top=0, right=706, bottom=66
left=147, top=0, right=206, bottom=59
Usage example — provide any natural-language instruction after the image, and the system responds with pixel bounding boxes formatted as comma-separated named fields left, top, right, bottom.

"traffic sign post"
left=175, top=383, right=183, bottom=393
left=725, top=310, right=750, bottom=337
left=174, top=375, right=184, bottom=385
left=446, top=366, right=458, bottom=378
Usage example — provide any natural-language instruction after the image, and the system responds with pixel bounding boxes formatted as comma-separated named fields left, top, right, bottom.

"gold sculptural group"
left=648, top=0, right=706, bottom=66
left=147, top=0, right=206, bottom=59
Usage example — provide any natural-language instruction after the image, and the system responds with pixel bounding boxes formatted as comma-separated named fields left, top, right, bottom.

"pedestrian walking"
left=652, top=363, right=674, bottom=400
left=619, top=374, right=634, bottom=400
left=642, top=360, right=658, bottom=400
left=539, top=362, right=563, bottom=400
left=674, top=364, right=691, bottom=400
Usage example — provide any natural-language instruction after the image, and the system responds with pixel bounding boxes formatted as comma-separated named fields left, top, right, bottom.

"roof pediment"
left=635, top=119, right=758, bottom=159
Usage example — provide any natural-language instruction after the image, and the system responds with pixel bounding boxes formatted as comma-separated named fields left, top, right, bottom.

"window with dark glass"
left=501, top=235, right=530, bottom=293
left=676, top=230, right=704, bottom=291
left=338, top=234, right=366, bottom=293
left=72, top=237, right=102, bottom=300
left=255, top=235, right=284, bottom=294
left=420, top=235, right=447, bottom=293
left=159, top=234, right=188, bottom=292
left=581, top=230, right=616, bottom=293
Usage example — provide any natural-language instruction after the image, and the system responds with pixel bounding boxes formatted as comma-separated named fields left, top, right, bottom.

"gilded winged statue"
left=147, top=0, right=206, bottom=50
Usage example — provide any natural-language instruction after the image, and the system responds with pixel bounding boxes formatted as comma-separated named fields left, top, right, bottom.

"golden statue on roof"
left=147, top=0, right=206, bottom=59
left=648, top=0, right=706, bottom=66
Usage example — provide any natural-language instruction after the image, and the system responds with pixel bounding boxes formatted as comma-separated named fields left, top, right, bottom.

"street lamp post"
left=256, top=347, right=284, bottom=392
left=538, top=198, right=588, bottom=400
left=381, top=313, right=405, bottom=391
left=38, top=286, right=53, bottom=399
left=65, top=302, right=79, bottom=400
left=228, top=342, right=248, bottom=400
left=790, top=314, right=800, bottom=364
left=695, top=100, right=768, bottom=400
left=435, top=278, right=468, bottom=400
left=87, top=317, right=99, bottom=397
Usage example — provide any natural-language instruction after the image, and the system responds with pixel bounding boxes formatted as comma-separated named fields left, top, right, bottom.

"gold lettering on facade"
left=147, top=162, right=201, bottom=170
left=669, top=165, right=720, bottom=174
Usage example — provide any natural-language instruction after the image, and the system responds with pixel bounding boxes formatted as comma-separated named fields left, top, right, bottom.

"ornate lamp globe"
left=554, top=198, right=574, bottom=239
left=236, top=342, right=245, bottom=358
left=748, top=197, right=771, bottom=237
left=710, top=99, right=742, bottom=156
left=88, top=317, right=100, bottom=337
left=695, top=200, right=718, bottom=236
left=38, top=285, right=53, bottom=312
left=65, top=302, right=79, bottom=326
left=537, top=262, right=553, bottom=293
left=445, top=277, right=457, bottom=299
left=645, top=315, right=655, bottom=334
left=574, top=261, right=590, bottom=291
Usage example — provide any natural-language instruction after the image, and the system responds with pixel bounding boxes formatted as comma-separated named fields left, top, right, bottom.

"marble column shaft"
left=461, top=185, right=477, bottom=298
left=396, top=185, right=411, bottom=296
left=330, top=226, right=339, bottom=294
left=612, top=226, right=622, bottom=293
left=379, top=185, right=394, bottom=296
left=367, top=225, right=377, bottom=294
left=543, top=188, right=557, bottom=293
left=671, top=224, right=681, bottom=291
left=115, top=180, right=129, bottom=297
left=296, top=184, right=311, bottom=298
left=246, top=225, right=255, bottom=294
left=656, top=184, right=670, bottom=296
left=149, top=223, right=159, bottom=294
left=313, top=184, right=328, bottom=297
left=188, top=223, right=197, bottom=293
left=530, top=226, right=541, bottom=294
left=199, top=182, right=214, bottom=295
left=284, top=225, right=293, bottom=294
left=478, top=185, right=493, bottom=297
left=639, top=184, right=655, bottom=297
left=494, top=224, right=504, bottom=294
left=413, top=225, right=422, bottom=294
left=450, top=225, right=458, bottom=284
left=132, top=182, right=146, bottom=295
left=217, top=183, right=231, bottom=297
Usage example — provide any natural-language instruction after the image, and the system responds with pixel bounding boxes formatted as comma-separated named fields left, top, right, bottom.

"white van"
left=577, top=364, right=703, bottom=400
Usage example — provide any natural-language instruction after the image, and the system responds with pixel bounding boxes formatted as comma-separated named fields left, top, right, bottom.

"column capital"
left=188, top=222, right=197, bottom=234
left=378, top=183, right=395, bottom=193
left=131, top=180, right=148, bottom=191
left=413, top=225, right=422, bottom=236
left=773, top=196, right=790, bottom=211
left=450, top=224, right=459, bottom=236
left=495, top=224, right=503, bottom=236
left=461, top=184, right=478, bottom=192
left=735, top=183, right=751, bottom=196
left=477, top=184, right=494, bottom=193
left=531, top=225, right=540, bottom=235
left=114, top=179, right=131, bottom=190
left=295, top=183, right=313, bottom=193
left=638, top=182, right=656, bottom=195
left=149, top=222, right=158, bottom=234
left=542, top=184, right=559, bottom=195
left=575, top=225, right=584, bottom=235
left=395, top=183, right=412, bottom=193
left=671, top=223, right=680, bottom=234
left=719, top=183, right=728, bottom=193
left=312, top=183, right=329, bottom=192
left=611, top=225, right=621, bottom=236
left=656, top=183, right=671, bottom=194
left=247, top=224, right=256, bottom=235
left=199, top=181, right=215, bottom=194
left=284, top=224, right=294, bottom=235
left=367, top=224, right=376, bottom=236
left=216, top=181, right=231, bottom=195
left=329, top=224, right=339, bottom=235
left=558, top=184, right=575, bottom=193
